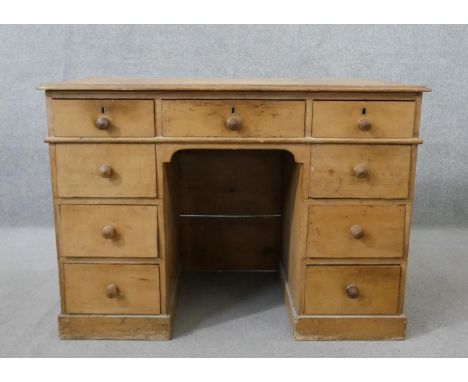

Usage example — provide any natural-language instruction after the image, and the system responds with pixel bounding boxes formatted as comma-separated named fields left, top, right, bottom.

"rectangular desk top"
left=39, top=78, right=431, bottom=92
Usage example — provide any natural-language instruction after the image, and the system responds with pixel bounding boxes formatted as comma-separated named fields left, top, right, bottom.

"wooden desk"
left=41, top=78, right=430, bottom=340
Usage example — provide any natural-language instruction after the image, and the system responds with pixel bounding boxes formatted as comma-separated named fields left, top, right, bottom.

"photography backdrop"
left=1, top=25, right=466, bottom=227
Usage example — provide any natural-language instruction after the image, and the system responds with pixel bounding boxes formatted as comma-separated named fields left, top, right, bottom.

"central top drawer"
left=161, top=100, right=306, bottom=137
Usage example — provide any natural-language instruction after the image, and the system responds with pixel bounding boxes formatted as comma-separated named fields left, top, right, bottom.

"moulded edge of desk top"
left=38, top=78, right=431, bottom=92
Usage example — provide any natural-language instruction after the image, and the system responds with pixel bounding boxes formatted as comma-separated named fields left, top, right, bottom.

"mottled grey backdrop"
left=0, top=25, right=466, bottom=227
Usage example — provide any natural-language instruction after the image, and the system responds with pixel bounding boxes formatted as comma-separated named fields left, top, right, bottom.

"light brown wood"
left=98, top=164, right=113, bottom=178
left=281, top=158, right=308, bottom=312
left=413, top=94, right=423, bottom=137
left=59, top=314, right=171, bottom=340
left=304, top=258, right=402, bottom=265
left=160, top=159, right=181, bottom=314
left=56, top=198, right=159, bottom=205
left=282, top=268, right=406, bottom=340
left=101, top=224, right=115, bottom=239
left=398, top=145, right=419, bottom=311
left=39, top=78, right=431, bottom=92
left=60, top=257, right=159, bottom=265
left=59, top=204, right=158, bottom=258
left=349, top=224, right=365, bottom=239
left=162, top=100, right=305, bottom=137
left=50, top=99, right=155, bottom=137
left=46, top=94, right=55, bottom=136
left=293, top=315, right=406, bottom=340
left=304, top=265, right=401, bottom=315
left=41, top=79, right=426, bottom=341
left=105, top=283, right=119, bottom=298
left=63, top=263, right=160, bottom=314
left=49, top=144, right=67, bottom=313
left=312, top=101, right=416, bottom=138
left=55, top=144, right=157, bottom=197
left=45, top=90, right=422, bottom=102
left=305, top=99, right=313, bottom=137
left=44, top=136, right=424, bottom=144
left=309, top=144, right=411, bottom=198
left=306, top=204, right=406, bottom=258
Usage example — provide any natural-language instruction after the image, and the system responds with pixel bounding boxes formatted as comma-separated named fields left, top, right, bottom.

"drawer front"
left=312, top=101, right=415, bottom=138
left=162, top=100, right=305, bottom=137
left=59, top=205, right=158, bottom=258
left=304, top=265, right=401, bottom=315
left=309, top=145, right=411, bottom=198
left=51, top=99, right=155, bottom=137
left=64, top=263, right=160, bottom=314
left=307, top=205, right=406, bottom=258
left=56, top=144, right=157, bottom=198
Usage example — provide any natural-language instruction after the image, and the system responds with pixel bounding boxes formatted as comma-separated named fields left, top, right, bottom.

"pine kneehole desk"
left=41, top=79, right=430, bottom=340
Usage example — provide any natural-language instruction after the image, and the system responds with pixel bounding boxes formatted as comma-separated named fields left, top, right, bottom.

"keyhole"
left=231, top=107, right=236, bottom=114
left=101, top=107, right=105, bottom=114
left=362, top=108, right=367, bottom=115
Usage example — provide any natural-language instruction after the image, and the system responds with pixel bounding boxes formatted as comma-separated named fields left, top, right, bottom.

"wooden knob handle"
left=225, top=116, right=242, bottom=130
left=357, top=118, right=371, bottom=131
left=96, top=116, right=111, bottom=130
left=99, top=164, right=113, bottom=178
left=345, top=284, right=360, bottom=299
left=350, top=224, right=364, bottom=239
left=101, top=224, right=115, bottom=239
left=353, top=165, right=368, bottom=179
left=105, top=284, right=119, bottom=299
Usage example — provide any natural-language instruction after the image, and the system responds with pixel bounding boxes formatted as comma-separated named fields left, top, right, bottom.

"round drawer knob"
left=225, top=116, right=242, bottom=130
left=345, top=284, right=360, bottom=299
left=99, top=164, right=113, bottom=178
left=357, top=118, right=372, bottom=131
left=353, top=165, right=369, bottom=179
left=96, top=116, right=111, bottom=130
left=350, top=224, right=364, bottom=239
left=105, top=284, right=119, bottom=299
left=101, top=224, right=115, bottom=239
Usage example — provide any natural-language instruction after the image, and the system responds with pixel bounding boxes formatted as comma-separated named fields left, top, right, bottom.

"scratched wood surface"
left=42, top=79, right=427, bottom=340
left=162, top=100, right=305, bottom=138
left=306, top=204, right=406, bottom=258
left=50, top=99, right=155, bottom=137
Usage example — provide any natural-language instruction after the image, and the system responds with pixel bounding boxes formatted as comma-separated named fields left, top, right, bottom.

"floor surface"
left=0, top=227, right=467, bottom=357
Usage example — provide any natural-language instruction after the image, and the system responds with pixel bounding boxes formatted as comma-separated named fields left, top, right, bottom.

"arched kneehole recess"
left=162, top=149, right=303, bottom=330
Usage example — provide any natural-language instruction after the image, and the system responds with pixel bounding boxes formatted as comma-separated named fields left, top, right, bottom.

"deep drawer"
left=306, top=204, right=406, bottom=258
left=55, top=144, right=157, bottom=198
left=309, top=144, right=412, bottom=199
left=63, top=263, right=161, bottom=314
left=304, top=265, right=401, bottom=315
left=59, top=204, right=158, bottom=258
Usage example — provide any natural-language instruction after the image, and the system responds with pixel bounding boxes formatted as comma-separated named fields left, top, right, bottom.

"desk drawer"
left=59, top=205, right=158, bottom=258
left=51, top=99, right=155, bottom=137
left=312, top=101, right=415, bottom=138
left=306, top=204, right=406, bottom=258
left=309, top=145, right=411, bottom=198
left=64, top=263, right=161, bottom=314
left=55, top=144, right=157, bottom=198
left=162, top=100, right=305, bottom=137
left=304, top=265, right=401, bottom=315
